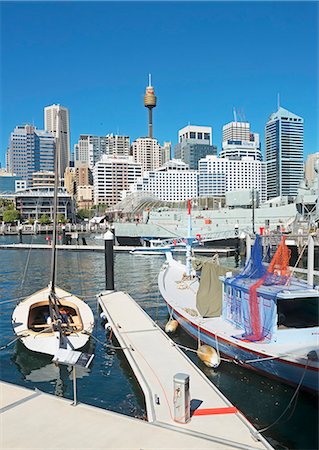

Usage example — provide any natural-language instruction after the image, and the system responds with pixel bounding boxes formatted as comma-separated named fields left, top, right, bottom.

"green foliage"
left=3, top=209, right=20, bottom=223
left=28, top=218, right=35, bottom=225
left=39, top=214, right=51, bottom=225
left=77, top=208, right=91, bottom=220
left=57, top=214, right=67, bottom=224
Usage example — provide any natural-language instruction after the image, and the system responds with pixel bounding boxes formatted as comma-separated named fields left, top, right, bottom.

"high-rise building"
left=93, top=155, right=142, bottom=206
left=129, top=159, right=198, bottom=202
left=305, top=152, right=319, bottom=188
left=131, top=137, right=163, bottom=172
left=74, top=134, right=130, bottom=169
left=32, top=171, right=55, bottom=188
left=222, top=122, right=250, bottom=142
left=161, top=142, right=171, bottom=165
left=174, top=125, right=217, bottom=170
left=221, top=120, right=261, bottom=161
left=44, top=104, right=70, bottom=179
left=265, top=107, right=304, bottom=200
left=7, top=125, right=55, bottom=187
left=198, top=155, right=266, bottom=202
left=106, top=134, right=130, bottom=158
left=0, top=169, right=26, bottom=194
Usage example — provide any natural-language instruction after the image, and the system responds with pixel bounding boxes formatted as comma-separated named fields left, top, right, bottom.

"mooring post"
left=104, top=229, right=115, bottom=291
left=18, top=225, right=23, bottom=244
left=62, top=225, right=66, bottom=245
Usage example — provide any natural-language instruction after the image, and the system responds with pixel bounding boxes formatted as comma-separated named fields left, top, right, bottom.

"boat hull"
left=166, top=303, right=318, bottom=394
left=12, top=286, right=94, bottom=356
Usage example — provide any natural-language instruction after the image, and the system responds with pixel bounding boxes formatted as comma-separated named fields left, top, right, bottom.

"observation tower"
left=144, top=74, right=157, bottom=138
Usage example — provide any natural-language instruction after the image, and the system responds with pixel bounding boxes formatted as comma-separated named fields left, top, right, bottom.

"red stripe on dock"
left=192, top=407, right=238, bottom=416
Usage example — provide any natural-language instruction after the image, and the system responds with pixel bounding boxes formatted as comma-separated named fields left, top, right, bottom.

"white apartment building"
left=131, top=137, right=162, bottom=172
left=44, top=104, right=70, bottom=179
left=220, top=140, right=262, bottom=161
left=106, top=134, right=130, bottom=158
left=199, top=155, right=266, bottom=203
left=161, top=141, right=171, bottom=165
left=222, top=121, right=250, bottom=143
left=74, top=134, right=130, bottom=169
left=129, top=159, right=198, bottom=202
left=178, top=125, right=212, bottom=145
left=93, top=155, right=142, bottom=206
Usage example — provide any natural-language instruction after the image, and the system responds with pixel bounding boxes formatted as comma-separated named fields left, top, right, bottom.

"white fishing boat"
left=130, top=239, right=173, bottom=255
left=158, top=202, right=319, bottom=394
left=12, top=110, right=94, bottom=356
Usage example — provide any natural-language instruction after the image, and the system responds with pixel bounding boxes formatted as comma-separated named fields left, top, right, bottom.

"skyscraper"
left=131, top=137, right=163, bottom=172
left=265, top=107, right=304, bottom=200
left=44, top=104, right=70, bottom=179
left=174, top=125, right=217, bottom=170
left=221, top=120, right=262, bottom=161
left=7, top=125, right=55, bottom=187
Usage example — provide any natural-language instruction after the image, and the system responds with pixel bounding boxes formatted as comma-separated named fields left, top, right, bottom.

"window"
left=190, top=132, right=196, bottom=139
left=204, top=133, right=210, bottom=140
left=197, top=132, right=203, bottom=139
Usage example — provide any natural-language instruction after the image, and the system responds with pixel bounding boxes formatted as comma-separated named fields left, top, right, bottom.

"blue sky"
left=1, top=1, right=318, bottom=167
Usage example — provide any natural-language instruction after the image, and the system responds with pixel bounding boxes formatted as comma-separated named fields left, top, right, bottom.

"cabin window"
left=236, top=290, right=241, bottom=299
left=277, top=297, right=319, bottom=329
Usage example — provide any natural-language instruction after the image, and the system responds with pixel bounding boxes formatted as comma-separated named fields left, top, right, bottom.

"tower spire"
left=277, top=93, right=280, bottom=110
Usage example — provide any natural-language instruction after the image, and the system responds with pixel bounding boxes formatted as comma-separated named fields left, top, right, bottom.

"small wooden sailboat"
left=12, top=110, right=94, bottom=356
left=158, top=201, right=319, bottom=394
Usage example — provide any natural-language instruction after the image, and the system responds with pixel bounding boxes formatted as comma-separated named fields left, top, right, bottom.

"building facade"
left=198, top=155, right=266, bottom=203
left=129, top=159, right=198, bottom=202
left=0, top=170, right=26, bottom=194
left=15, top=187, right=75, bottom=221
left=305, top=152, right=319, bottom=188
left=221, top=120, right=261, bottom=161
left=265, top=107, right=304, bottom=200
left=174, top=125, right=217, bottom=170
left=93, top=155, right=142, bottom=206
left=44, top=104, right=70, bottom=179
left=7, top=125, right=55, bottom=187
left=131, top=137, right=162, bottom=172
left=32, top=171, right=55, bottom=188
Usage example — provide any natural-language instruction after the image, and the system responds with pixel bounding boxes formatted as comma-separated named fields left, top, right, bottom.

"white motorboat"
left=158, top=202, right=319, bottom=394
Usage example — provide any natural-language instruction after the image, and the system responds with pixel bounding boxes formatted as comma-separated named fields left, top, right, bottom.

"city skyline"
left=1, top=1, right=318, bottom=167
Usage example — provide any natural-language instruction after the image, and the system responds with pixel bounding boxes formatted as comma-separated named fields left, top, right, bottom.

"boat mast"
left=186, top=199, right=193, bottom=277
left=50, top=108, right=60, bottom=295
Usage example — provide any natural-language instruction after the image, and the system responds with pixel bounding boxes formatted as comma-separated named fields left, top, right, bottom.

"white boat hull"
left=12, top=286, right=94, bottom=356
left=158, top=258, right=319, bottom=394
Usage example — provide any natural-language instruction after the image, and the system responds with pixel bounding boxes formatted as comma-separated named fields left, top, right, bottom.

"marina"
left=98, top=290, right=272, bottom=449
left=0, top=240, right=318, bottom=449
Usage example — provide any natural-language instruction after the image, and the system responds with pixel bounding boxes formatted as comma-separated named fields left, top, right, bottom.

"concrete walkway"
left=0, top=381, right=262, bottom=449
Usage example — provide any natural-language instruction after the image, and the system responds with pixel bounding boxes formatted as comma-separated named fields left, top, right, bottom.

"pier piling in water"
left=104, top=229, right=115, bottom=291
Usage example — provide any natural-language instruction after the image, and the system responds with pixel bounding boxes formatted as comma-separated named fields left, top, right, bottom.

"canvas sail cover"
left=225, top=235, right=291, bottom=341
left=195, top=259, right=230, bottom=317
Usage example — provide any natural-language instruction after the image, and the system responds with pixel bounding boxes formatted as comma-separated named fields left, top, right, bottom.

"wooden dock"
left=97, top=290, right=273, bottom=450
left=0, top=243, right=233, bottom=255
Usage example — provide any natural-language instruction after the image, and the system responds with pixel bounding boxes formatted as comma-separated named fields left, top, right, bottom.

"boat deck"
left=97, top=290, right=273, bottom=449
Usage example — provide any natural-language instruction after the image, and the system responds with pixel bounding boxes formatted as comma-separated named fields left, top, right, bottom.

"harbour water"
left=0, top=235, right=317, bottom=450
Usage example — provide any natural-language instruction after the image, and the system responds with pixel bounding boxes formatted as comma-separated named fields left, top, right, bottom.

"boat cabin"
left=28, top=301, right=84, bottom=333
left=221, top=274, right=319, bottom=342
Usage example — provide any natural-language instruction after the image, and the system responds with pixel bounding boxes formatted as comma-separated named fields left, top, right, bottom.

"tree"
left=57, top=214, right=67, bottom=224
left=39, top=214, right=51, bottom=225
left=77, top=208, right=91, bottom=220
left=3, top=209, right=20, bottom=223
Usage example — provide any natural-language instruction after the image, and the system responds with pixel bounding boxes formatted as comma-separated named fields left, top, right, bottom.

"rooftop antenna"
left=148, top=73, right=152, bottom=86
left=277, top=93, right=280, bottom=110
left=233, top=107, right=237, bottom=123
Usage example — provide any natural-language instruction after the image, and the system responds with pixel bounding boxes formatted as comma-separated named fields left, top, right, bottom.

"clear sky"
left=1, top=1, right=318, bottom=167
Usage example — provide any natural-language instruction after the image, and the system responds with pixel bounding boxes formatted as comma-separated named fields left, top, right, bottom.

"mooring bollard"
left=173, top=373, right=190, bottom=423
left=104, top=229, right=115, bottom=291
